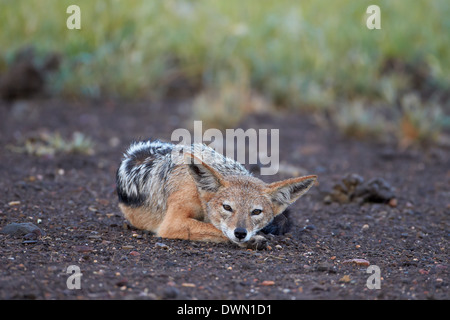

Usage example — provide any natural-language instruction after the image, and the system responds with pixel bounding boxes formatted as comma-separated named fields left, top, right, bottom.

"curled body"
left=116, top=140, right=316, bottom=249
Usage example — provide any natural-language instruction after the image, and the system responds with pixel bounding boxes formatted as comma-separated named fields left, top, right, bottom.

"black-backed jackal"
left=116, top=140, right=316, bottom=249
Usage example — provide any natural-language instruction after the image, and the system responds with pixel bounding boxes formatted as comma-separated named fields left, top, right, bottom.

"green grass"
left=8, top=130, right=95, bottom=157
left=1, top=0, right=449, bottom=141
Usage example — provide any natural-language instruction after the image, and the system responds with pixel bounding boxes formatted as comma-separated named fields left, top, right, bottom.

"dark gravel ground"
left=0, top=98, right=448, bottom=300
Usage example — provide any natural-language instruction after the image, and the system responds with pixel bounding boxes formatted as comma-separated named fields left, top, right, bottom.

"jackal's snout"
left=233, top=227, right=247, bottom=240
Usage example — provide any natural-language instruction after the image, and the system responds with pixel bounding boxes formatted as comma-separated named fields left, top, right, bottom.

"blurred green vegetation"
left=7, top=130, right=95, bottom=156
left=1, top=0, right=449, bottom=142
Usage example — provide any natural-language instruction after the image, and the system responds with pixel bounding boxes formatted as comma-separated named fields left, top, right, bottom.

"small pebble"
left=162, top=286, right=179, bottom=299
left=339, top=275, right=351, bottom=283
left=343, top=258, right=370, bottom=267
left=181, top=283, right=196, bottom=287
left=22, top=240, right=38, bottom=244
left=317, top=262, right=334, bottom=272
left=116, top=278, right=128, bottom=287
left=389, top=198, right=398, bottom=207
left=155, top=242, right=169, bottom=249
left=88, top=206, right=98, bottom=212
left=0, top=222, right=44, bottom=238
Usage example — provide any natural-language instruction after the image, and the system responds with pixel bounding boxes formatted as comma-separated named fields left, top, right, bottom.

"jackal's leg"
left=157, top=191, right=229, bottom=243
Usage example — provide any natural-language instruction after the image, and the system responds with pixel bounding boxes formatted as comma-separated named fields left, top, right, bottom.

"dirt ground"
left=0, top=98, right=448, bottom=300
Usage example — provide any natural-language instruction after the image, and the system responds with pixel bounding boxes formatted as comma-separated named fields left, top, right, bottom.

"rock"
left=0, top=222, right=45, bottom=238
left=181, top=283, right=196, bottom=287
left=316, top=262, right=335, bottom=273
left=22, top=240, right=38, bottom=244
left=162, top=286, right=179, bottom=299
left=354, top=177, right=395, bottom=203
left=388, top=198, right=398, bottom=207
left=324, top=174, right=395, bottom=205
left=155, top=242, right=169, bottom=250
left=24, top=231, right=40, bottom=240
left=116, top=278, right=128, bottom=287
left=344, top=173, right=365, bottom=187
left=323, top=195, right=332, bottom=204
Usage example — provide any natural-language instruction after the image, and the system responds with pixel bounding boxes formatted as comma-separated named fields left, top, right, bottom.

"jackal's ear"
left=266, top=175, right=317, bottom=215
left=184, top=153, right=225, bottom=192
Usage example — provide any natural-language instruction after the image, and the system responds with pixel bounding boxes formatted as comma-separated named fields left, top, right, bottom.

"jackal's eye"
left=251, top=209, right=262, bottom=216
left=223, top=204, right=233, bottom=212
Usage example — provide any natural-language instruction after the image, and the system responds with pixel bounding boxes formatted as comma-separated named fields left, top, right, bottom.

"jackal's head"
left=185, top=154, right=317, bottom=245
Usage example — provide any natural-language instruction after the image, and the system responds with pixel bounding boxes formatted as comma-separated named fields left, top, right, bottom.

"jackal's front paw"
left=246, top=235, right=268, bottom=250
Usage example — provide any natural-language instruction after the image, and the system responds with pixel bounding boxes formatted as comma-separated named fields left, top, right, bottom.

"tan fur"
left=158, top=191, right=228, bottom=242
left=117, top=141, right=317, bottom=249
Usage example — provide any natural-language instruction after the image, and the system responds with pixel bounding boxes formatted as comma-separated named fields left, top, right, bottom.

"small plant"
left=398, top=93, right=446, bottom=147
left=332, top=100, right=388, bottom=140
left=10, top=131, right=95, bottom=157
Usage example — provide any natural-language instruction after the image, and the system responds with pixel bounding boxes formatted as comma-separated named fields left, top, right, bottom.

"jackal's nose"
left=234, top=228, right=247, bottom=240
